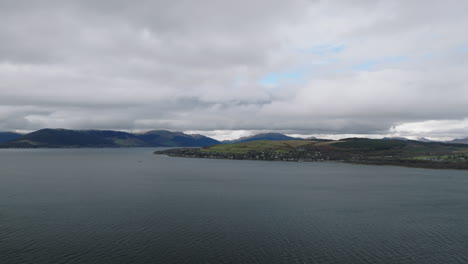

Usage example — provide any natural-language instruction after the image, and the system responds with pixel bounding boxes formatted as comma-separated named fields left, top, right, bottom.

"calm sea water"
left=0, top=148, right=467, bottom=264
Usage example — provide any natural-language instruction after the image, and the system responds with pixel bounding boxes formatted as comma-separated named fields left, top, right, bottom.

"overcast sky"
left=1, top=0, right=468, bottom=140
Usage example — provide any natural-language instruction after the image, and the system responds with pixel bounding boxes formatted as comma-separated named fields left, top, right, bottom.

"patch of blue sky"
left=352, top=55, right=409, bottom=71
left=307, top=57, right=339, bottom=65
left=297, top=43, right=346, bottom=55
left=417, top=52, right=434, bottom=60
left=454, top=44, right=468, bottom=52
left=258, top=69, right=306, bottom=86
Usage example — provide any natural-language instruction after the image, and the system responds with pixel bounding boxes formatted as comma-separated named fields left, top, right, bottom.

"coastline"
left=154, top=149, right=468, bottom=171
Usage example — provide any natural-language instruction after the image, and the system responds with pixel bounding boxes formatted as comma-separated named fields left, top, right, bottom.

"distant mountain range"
left=382, top=137, right=411, bottom=141
left=0, top=129, right=467, bottom=148
left=382, top=137, right=436, bottom=142
left=382, top=136, right=468, bottom=144
left=450, top=138, right=468, bottom=144
left=222, top=133, right=302, bottom=144
left=136, top=130, right=219, bottom=147
left=0, top=129, right=219, bottom=148
left=0, top=132, right=23, bottom=143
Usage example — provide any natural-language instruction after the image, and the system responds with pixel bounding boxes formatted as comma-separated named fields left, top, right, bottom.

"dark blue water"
left=0, top=148, right=467, bottom=264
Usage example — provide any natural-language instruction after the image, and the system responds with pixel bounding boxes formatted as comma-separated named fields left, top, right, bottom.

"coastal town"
left=155, top=139, right=468, bottom=170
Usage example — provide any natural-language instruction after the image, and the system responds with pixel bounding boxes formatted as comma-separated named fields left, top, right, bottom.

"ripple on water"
left=0, top=149, right=467, bottom=264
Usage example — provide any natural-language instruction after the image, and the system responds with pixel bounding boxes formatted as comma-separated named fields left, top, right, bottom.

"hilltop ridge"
left=1, top=129, right=467, bottom=149
left=0, top=129, right=220, bottom=148
left=223, top=133, right=303, bottom=144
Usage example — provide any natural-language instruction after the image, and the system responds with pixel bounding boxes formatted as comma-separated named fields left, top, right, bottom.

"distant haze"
left=1, top=1, right=468, bottom=140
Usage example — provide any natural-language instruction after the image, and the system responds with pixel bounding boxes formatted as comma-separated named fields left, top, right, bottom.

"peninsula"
left=155, top=138, right=468, bottom=170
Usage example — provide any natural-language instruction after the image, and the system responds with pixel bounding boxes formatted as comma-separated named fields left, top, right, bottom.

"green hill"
left=155, top=138, right=468, bottom=169
left=223, top=133, right=303, bottom=144
left=1, top=129, right=145, bottom=148
left=201, top=140, right=313, bottom=153
left=137, top=130, right=219, bottom=147
left=0, top=132, right=23, bottom=143
left=450, top=137, right=468, bottom=144
left=0, top=129, right=220, bottom=148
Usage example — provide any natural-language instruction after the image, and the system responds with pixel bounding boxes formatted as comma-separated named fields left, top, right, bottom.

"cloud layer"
left=1, top=0, right=468, bottom=139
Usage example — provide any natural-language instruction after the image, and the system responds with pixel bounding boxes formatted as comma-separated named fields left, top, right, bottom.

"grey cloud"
left=0, top=0, right=468, bottom=139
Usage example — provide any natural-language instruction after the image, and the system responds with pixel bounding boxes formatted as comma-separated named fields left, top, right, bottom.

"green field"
left=200, top=140, right=314, bottom=154
left=157, top=138, right=468, bottom=169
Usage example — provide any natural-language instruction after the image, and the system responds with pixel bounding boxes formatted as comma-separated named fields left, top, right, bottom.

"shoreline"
left=154, top=151, right=468, bottom=171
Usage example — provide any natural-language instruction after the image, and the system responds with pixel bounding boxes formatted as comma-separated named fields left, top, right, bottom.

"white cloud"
left=391, top=118, right=468, bottom=139
left=0, top=0, right=468, bottom=139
